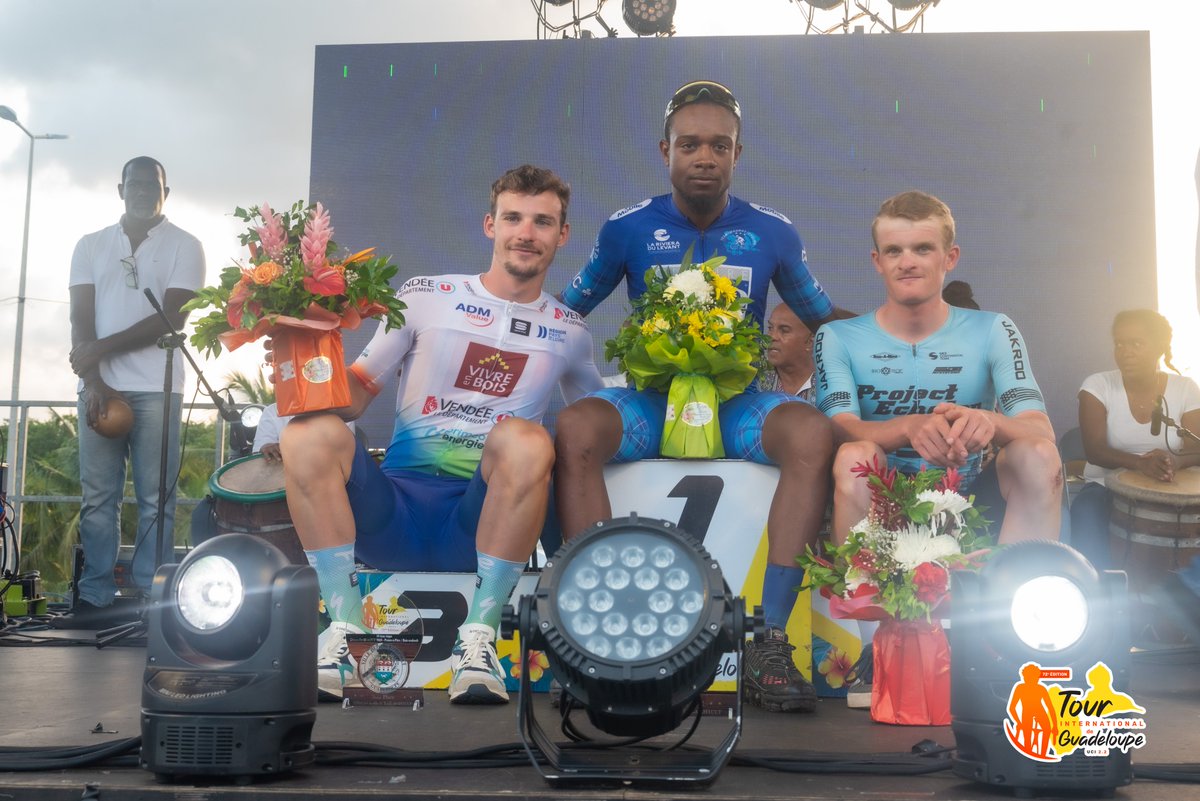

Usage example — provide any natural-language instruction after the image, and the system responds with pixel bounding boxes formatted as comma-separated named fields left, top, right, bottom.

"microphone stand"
left=96, top=290, right=241, bottom=648
left=1160, top=411, right=1200, bottom=449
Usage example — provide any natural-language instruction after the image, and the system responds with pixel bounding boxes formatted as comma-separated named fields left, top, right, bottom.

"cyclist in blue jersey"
left=555, top=80, right=841, bottom=714
left=277, top=166, right=603, bottom=705
left=814, top=191, right=1062, bottom=546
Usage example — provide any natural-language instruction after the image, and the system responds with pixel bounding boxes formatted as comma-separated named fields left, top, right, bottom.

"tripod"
left=96, top=290, right=242, bottom=647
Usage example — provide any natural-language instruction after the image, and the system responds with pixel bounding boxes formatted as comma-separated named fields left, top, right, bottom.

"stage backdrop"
left=309, top=32, right=1155, bottom=445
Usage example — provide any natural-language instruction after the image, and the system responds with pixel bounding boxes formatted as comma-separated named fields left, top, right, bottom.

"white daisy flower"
left=889, top=526, right=961, bottom=571
left=664, top=269, right=713, bottom=304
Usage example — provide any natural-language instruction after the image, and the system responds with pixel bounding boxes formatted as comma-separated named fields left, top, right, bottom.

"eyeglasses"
left=663, top=80, right=741, bottom=123
left=121, top=255, right=138, bottom=289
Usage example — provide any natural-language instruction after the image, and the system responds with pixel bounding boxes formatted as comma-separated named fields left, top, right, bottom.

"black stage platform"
left=1, top=625, right=1198, bottom=800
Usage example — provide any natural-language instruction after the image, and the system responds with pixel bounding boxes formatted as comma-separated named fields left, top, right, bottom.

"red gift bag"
left=870, top=618, right=951, bottom=726
left=271, top=325, right=350, bottom=416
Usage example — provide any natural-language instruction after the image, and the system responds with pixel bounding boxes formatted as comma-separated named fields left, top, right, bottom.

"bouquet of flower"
left=183, top=202, right=406, bottom=415
left=800, top=457, right=991, bottom=622
left=604, top=247, right=766, bottom=458
left=802, top=458, right=991, bottom=725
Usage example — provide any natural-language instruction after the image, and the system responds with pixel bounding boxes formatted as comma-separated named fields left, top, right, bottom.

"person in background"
left=252, top=402, right=357, bottom=463
left=61, top=156, right=204, bottom=629
left=762, top=302, right=816, bottom=400
left=1072, top=310, right=1200, bottom=570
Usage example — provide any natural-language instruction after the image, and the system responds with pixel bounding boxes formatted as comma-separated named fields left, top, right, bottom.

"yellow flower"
left=712, top=273, right=737, bottom=305
left=641, top=318, right=659, bottom=337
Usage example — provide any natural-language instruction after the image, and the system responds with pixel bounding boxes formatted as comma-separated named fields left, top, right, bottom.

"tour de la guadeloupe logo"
left=1003, top=661, right=1147, bottom=763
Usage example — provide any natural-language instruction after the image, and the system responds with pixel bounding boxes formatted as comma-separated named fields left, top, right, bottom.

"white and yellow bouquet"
left=604, top=249, right=766, bottom=458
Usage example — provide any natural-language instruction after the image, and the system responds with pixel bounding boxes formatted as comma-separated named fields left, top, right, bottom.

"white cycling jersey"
left=351, top=273, right=603, bottom=478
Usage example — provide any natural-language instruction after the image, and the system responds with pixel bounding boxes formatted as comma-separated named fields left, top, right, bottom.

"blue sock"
left=464, top=551, right=526, bottom=636
left=762, top=563, right=806, bottom=632
left=304, top=543, right=362, bottom=627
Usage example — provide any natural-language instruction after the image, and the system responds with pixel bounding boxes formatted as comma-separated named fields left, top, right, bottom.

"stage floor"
left=1, top=625, right=1198, bottom=800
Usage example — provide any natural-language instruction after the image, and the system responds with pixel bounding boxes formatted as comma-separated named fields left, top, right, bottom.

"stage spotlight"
left=805, top=0, right=846, bottom=9
left=140, top=533, right=319, bottom=781
left=507, top=514, right=754, bottom=784
left=951, top=540, right=1134, bottom=794
left=545, top=0, right=574, bottom=5
left=622, top=0, right=675, bottom=35
left=888, top=0, right=927, bottom=9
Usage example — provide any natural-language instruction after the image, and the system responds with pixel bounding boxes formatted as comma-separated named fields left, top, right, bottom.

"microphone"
left=1151, top=396, right=1164, bottom=436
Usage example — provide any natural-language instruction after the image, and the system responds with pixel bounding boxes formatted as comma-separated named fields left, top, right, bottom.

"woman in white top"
left=1072, top=309, right=1200, bottom=569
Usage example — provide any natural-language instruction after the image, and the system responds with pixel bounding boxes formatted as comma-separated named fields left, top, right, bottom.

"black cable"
left=0, top=737, right=141, bottom=771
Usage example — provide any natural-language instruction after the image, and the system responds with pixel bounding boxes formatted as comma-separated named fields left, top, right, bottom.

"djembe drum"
left=1107, top=466, right=1200, bottom=591
left=208, top=453, right=307, bottom=565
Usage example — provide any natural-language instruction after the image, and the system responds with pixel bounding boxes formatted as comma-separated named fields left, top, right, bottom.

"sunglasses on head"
left=664, top=81, right=741, bottom=122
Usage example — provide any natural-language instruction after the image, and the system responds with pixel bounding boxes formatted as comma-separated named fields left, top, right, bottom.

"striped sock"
left=464, top=551, right=526, bottom=636
left=304, top=543, right=362, bottom=627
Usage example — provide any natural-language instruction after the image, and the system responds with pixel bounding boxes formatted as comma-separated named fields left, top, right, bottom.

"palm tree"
left=224, top=368, right=275, bottom=405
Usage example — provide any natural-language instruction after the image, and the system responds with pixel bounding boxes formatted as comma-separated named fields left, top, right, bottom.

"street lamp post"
left=1, top=105, right=68, bottom=552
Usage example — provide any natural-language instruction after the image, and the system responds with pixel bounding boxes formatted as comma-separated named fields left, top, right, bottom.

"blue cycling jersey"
left=560, top=193, right=833, bottom=328
left=813, top=306, right=1047, bottom=479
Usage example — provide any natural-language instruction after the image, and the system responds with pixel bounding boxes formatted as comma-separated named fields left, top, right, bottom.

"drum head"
left=209, top=453, right=287, bottom=502
left=1110, top=467, right=1200, bottom=507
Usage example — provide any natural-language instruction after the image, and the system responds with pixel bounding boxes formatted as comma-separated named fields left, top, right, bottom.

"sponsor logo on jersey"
left=654, top=228, right=671, bottom=242
left=400, top=276, right=438, bottom=295
left=437, top=281, right=455, bottom=294
left=933, top=366, right=963, bottom=374
left=553, top=307, right=587, bottom=328
left=872, top=352, right=899, bottom=361
left=455, top=342, right=529, bottom=397
left=749, top=202, right=793, bottom=225
left=872, top=367, right=903, bottom=375
left=609, top=198, right=651, bottom=221
left=537, top=325, right=567, bottom=343
left=858, top=384, right=967, bottom=415
left=1002, top=318, right=1028, bottom=380
left=927, top=351, right=963, bottom=360
left=420, top=395, right=506, bottom=424
left=720, top=229, right=760, bottom=257
left=456, top=302, right=494, bottom=327
left=510, top=318, right=531, bottom=336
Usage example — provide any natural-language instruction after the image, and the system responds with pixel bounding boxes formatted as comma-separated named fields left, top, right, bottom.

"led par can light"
left=622, top=0, right=676, bottom=35
left=508, top=513, right=755, bottom=785
left=140, top=533, right=319, bottom=780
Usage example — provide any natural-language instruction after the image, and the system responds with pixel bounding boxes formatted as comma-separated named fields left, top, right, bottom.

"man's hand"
left=935, top=403, right=996, bottom=463
left=70, top=341, right=104, bottom=378
left=904, top=412, right=963, bottom=467
left=81, top=380, right=120, bottom=429
left=1136, top=449, right=1178, bottom=483
left=259, top=442, right=283, bottom=463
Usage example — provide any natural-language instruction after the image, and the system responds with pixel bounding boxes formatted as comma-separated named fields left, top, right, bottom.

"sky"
left=1, top=0, right=1198, bottom=422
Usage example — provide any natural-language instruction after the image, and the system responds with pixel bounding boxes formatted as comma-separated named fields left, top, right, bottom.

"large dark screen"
left=310, top=32, right=1154, bottom=444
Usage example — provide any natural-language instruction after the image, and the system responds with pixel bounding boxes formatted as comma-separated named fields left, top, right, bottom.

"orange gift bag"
left=271, top=324, right=351, bottom=416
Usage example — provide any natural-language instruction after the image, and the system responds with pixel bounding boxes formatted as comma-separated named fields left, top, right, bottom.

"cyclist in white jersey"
left=277, top=166, right=603, bottom=705
left=815, top=191, right=1062, bottom=546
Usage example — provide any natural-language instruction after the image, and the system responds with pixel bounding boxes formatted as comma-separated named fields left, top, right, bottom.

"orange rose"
left=251, top=260, right=283, bottom=285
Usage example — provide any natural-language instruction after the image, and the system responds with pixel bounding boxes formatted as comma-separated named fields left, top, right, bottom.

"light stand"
left=0, top=105, right=67, bottom=549
left=96, top=289, right=243, bottom=647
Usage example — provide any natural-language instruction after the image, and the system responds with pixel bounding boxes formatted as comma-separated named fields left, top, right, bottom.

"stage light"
left=805, top=0, right=845, bottom=9
left=951, top=540, right=1134, bottom=794
left=545, top=0, right=574, bottom=5
left=140, top=533, right=319, bottom=781
left=622, top=0, right=675, bottom=36
left=507, top=514, right=754, bottom=784
left=887, top=0, right=927, bottom=9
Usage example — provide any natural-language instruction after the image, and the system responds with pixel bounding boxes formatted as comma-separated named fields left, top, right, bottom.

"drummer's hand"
left=1136, top=449, right=1177, bottom=482
left=259, top=442, right=282, bottom=463
left=263, top=338, right=276, bottom=383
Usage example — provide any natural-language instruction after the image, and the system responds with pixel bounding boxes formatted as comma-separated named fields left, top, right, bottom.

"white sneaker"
left=317, top=621, right=364, bottom=701
left=448, top=623, right=509, bottom=704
